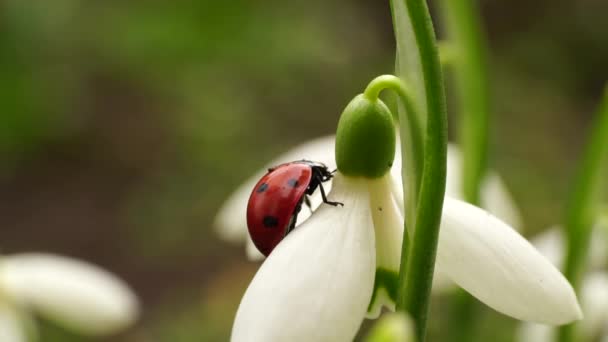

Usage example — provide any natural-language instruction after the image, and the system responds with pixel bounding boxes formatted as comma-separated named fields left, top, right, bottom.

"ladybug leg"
left=304, top=196, right=312, bottom=210
left=316, top=176, right=343, bottom=207
left=286, top=197, right=305, bottom=234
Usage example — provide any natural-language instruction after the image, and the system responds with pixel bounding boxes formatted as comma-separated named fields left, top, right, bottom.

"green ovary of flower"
left=335, top=94, right=396, bottom=179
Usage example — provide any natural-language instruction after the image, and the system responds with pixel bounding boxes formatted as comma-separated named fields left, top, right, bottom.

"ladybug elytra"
left=246, top=160, right=342, bottom=256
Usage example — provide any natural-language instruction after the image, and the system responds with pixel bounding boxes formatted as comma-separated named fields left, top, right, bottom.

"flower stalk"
left=559, top=86, right=608, bottom=342
left=364, top=75, right=425, bottom=216
left=390, top=0, right=448, bottom=340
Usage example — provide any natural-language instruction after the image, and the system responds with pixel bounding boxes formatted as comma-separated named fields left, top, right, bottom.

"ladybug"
left=246, top=160, right=342, bottom=256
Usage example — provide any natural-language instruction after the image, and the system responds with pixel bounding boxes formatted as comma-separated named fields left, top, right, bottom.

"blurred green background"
left=0, top=0, right=606, bottom=341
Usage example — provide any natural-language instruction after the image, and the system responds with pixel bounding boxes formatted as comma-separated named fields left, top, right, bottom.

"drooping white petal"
left=532, top=226, right=608, bottom=271
left=517, top=271, right=608, bottom=341
left=0, top=303, right=29, bottom=342
left=435, top=198, right=582, bottom=324
left=1, top=253, right=139, bottom=336
left=367, top=174, right=403, bottom=318
left=214, top=135, right=335, bottom=247
left=231, top=175, right=376, bottom=342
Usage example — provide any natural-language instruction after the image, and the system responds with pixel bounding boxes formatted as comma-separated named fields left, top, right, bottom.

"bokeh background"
left=1, top=0, right=607, bottom=341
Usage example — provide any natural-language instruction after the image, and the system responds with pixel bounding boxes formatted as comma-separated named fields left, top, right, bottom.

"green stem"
left=438, top=1, right=491, bottom=340
left=364, top=75, right=425, bottom=200
left=558, top=86, right=608, bottom=342
left=390, top=1, right=448, bottom=341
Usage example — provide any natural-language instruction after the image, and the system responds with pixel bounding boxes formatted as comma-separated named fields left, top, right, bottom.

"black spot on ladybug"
left=287, top=178, right=299, bottom=187
left=263, top=216, right=279, bottom=228
left=256, top=183, right=269, bottom=193
left=378, top=207, right=383, bottom=211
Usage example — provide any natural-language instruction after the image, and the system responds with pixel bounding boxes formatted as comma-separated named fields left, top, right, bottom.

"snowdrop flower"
left=214, top=138, right=521, bottom=262
left=518, top=224, right=608, bottom=342
left=0, top=253, right=139, bottom=341
left=230, top=93, right=581, bottom=341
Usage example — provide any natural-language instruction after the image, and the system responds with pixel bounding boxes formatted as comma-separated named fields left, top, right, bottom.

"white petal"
left=431, top=267, right=454, bottom=293
left=580, top=272, right=608, bottom=339
left=0, top=304, right=29, bottom=342
left=214, top=136, right=336, bottom=251
left=436, top=198, right=582, bottom=324
left=367, top=174, right=403, bottom=318
left=532, top=226, right=608, bottom=271
left=517, top=271, right=608, bottom=341
left=231, top=175, right=376, bottom=342
left=1, top=253, right=139, bottom=336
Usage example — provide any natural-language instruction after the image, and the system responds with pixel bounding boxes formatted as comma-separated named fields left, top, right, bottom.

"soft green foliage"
left=0, top=0, right=606, bottom=341
left=335, top=94, right=396, bottom=179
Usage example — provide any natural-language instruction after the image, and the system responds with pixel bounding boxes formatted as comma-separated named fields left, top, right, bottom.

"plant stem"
left=364, top=75, right=425, bottom=200
left=438, top=1, right=491, bottom=340
left=390, top=1, right=448, bottom=341
left=558, top=86, right=608, bottom=342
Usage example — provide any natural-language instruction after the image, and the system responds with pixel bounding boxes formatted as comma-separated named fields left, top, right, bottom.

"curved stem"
left=558, top=86, right=608, bottom=342
left=391, top=1, right=448, bottom=341
left=364, top=75, right=425, bottom=201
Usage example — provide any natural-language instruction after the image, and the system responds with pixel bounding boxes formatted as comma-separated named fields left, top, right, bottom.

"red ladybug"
left=246, top=160, right=342, bottom=256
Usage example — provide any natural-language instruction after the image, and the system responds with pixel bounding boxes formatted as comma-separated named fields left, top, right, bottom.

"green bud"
left=364, top=312, right=415, bottom=342
left=335, top=94, right=396, bottom=178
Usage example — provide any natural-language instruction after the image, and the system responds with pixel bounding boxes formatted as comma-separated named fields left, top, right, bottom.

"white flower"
left=518, top=225, right=608, bottom=342
left=231, top=175, right=376, bottom=342
left=214, top=135, right=522, bottom=262
left=230, top=167, right=581, bottom=340
left=0, top=253, right=139, bottom=341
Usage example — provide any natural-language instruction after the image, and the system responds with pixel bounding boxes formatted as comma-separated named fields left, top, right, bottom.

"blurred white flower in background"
left=0, top=253, right=139, bottom=342
left=518, top=224, right=608, bottom=342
